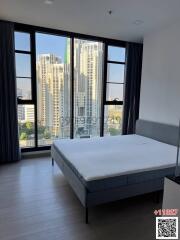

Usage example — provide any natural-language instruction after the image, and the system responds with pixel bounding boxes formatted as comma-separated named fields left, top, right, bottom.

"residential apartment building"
left=36, top=54, right=64, bottom=137
left=74, top=39, right=103, bottom=137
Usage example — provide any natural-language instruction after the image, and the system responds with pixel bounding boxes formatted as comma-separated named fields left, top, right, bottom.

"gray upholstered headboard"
left=136, top=119, right=179, bottom=146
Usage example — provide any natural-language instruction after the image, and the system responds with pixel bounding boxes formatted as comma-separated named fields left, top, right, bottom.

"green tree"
left=20, top=132, right=28, bottom=140
left=24, top=122, right=33, bottom=135
left=44, top=129, right=51, bottom=139
left=38, top=125, right=46, bottom=135
left=109, top=128, right=120, bottom=136
left=26, top=121, right=32, bottom=129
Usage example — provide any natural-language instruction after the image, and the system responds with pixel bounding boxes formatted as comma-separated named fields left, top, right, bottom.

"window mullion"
left=31, top=31, right=38, bottom=148
left=70, top=37, right=74, bottom=139
left=100, top=43, right=108, bottom=137
left=103, top=44, right=126, bottom=136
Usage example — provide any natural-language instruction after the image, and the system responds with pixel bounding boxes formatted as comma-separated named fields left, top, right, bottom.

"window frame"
left=104, top=44, right=126, bottom=105
left=101, top=43, right=127, bottom=136
left=15, top=31, right=35, bottom=103
left=15, top=30, right=39, bottom=150
left=14, top=23, right=127, bottom=152
left=73, top=37, right=104, bottom=138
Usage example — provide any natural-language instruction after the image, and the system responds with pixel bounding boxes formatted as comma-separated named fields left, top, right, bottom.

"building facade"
left=36, top=54, right=64, bottom=137
left=36, top=40, right=103, bottom=140
left=74, top=39, right=103, bottom=137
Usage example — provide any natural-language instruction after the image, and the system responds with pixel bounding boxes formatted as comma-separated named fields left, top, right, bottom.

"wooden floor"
left=0, top=157, right=161, bottom=240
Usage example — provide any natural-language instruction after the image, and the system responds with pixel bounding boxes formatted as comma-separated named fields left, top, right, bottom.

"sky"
left=108, top=46, right=125, bottom=62
left=15, top=32, right=125, bottom=100
left=36, top=33, right=67, bottom=60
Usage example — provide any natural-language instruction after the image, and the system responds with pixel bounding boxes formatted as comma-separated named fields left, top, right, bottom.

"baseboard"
left=21, top=150, right=51, bottom=159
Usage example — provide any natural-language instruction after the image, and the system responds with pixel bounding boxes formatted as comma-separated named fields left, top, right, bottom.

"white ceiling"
left=0, top=0, right=180, bottom=42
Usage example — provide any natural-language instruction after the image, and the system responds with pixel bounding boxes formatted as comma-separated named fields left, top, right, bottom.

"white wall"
left=140, top=22, right=180, bottom=126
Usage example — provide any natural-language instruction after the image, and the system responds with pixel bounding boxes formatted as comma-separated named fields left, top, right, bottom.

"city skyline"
left=16, top=33, right=124, bottom=101
left=16, top=33, right=124, bottom=147
left=36, top=38, right=104, bottom=140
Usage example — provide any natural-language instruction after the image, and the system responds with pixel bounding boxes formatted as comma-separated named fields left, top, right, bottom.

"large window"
left=36, top=33, right=71, bottom=145
left=104, top=45, right=126, bottom=136
left=15, top=31, right=36, bottom=148
left=15, top=26, right=126, bottom=150
left=74, top=39, right=103, bottom=138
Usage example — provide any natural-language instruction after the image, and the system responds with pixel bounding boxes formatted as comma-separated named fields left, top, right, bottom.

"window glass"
left=108, top=46, right=125, bottom=62
left=107, top=63, right=124, bottom=83
left=74, top=38, right=103, bottom=138
left=106, top=83, right=124, bottom=101
left=16, top=78, right=32, bottom=100
left=15, top=29, right=127, bottom=147
left=15, top=53, right=31, bottom=77
left=18, top=105, right=35, bottom=148
left=104, top=105, right=123, bottom=136
left=36, top=33, right=71, bottom=145
left=15, top=32, right=30, bottom=51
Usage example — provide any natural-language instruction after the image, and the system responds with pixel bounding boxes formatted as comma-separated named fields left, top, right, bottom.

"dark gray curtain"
left=122, top=42, right=143, bottom=135
left=0, top=21, right=20, bottom=163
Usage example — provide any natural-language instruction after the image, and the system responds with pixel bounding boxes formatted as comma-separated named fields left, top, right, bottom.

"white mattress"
left=53, top=135, right=177, bottom=181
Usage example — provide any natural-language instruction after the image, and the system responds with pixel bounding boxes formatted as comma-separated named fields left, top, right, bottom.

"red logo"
left=154, top=209, right=178, bottom=216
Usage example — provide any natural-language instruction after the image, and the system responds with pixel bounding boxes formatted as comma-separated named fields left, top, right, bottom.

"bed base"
left=51, top=147, right=174, bottom=224
left=51, top=119, right=178, bottom=223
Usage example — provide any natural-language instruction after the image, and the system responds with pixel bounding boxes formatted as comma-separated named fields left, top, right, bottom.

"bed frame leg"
left=52, top=158, right=54, bottom=166
left=154, top=191, right=160, bottom=204
left=156, top=191, right=160, bottom=203
left=85, top=207, right=89, bottom=224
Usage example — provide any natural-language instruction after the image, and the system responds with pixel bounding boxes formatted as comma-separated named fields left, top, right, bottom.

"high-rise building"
left=36, top=54, right=64, bottom=137
left=63, top=39, right=71, bottom=137
left=25, top=105, right=34, bottom=122
left=36, top=40, right=102, bottom=140
left=17, top=88, right=25, bottom=121
left=74, top=39, right=103, bottom=137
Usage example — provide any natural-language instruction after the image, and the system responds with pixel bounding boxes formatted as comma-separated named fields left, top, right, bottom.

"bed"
left=51, top=120, right=178, bottom=223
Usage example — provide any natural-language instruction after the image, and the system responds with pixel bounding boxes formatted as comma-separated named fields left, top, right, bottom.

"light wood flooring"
left=0, top=157, right=161, bottom=240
